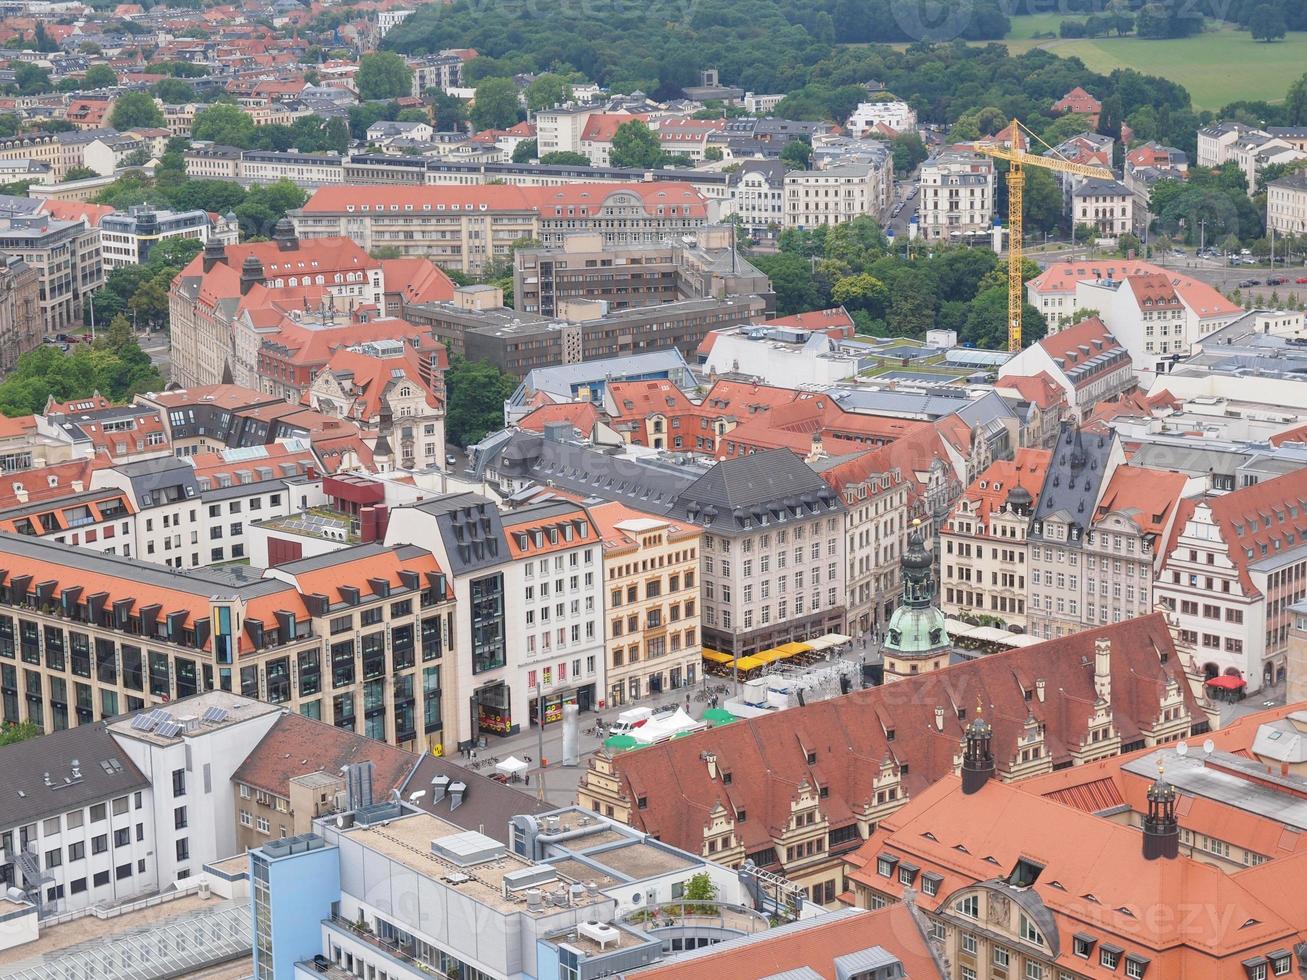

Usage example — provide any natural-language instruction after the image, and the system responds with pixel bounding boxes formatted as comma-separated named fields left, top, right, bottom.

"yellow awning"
left=701, top=649, right=733, bottom=664
left=753, top=648, right=788, bottom=665
left=732, top=655, right=765, bottom=671
left=776, top=641, right=812, bottom=656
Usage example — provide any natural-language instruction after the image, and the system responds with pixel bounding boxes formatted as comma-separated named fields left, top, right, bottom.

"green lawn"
left=999, top=21, right=1307, bottom=110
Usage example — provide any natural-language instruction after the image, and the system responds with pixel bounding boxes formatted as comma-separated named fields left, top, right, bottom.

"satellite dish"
left=1175, top=742, right=1188, bottom=757
left=1203, top=738, right=1215, bottom=756
left=409, top=790, right=426, bottom=802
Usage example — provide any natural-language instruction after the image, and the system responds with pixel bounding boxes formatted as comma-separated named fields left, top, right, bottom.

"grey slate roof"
left=405, top=492, right=509, bottom=574
left=403, top=755, right=551, bottom=843
left=1030, top=422, right=1114, bottom=539
left=489, top=430, right=705, bottom=512
left=668, top=448, right=842, bottom=534
left=0, top=724, right=149, bottom=829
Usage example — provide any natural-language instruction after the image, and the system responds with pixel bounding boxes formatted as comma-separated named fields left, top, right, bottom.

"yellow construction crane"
left=976, top=120, right=1113, bottom=352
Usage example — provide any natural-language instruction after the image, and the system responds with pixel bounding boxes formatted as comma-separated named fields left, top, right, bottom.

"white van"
left=608, top=707, right=654, bottom=735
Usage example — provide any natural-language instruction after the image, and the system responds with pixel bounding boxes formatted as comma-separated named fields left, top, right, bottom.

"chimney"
left=934, top=705, right=944, bottom=731
left=431, top=774, right=450, bottom=804
left=704, top=751, right=718, bottom=780
left=202, top=236, right=226, bottom=273
left=1094, top=637, right=1112, bottom=703
left=239, top=255, right=265, bottom=296
left=1142, top=761, right=1179, bottom=860
left=1035, top=678, right=1046, bottom=703
left=960, top=710, right=995, bottom=795
left=449, top=781, right=466, bottom=811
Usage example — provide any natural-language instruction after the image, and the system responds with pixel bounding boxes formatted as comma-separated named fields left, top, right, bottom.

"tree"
left=780, top=138, right=812, bottom=170
left=750, top=252, right=828, bottom=315
left=445, top=356, right=517, bottom=447
left=14, top=63, right=52, bottom=95
left=152, top=77, right=195, bottom=103
left=831, top=273, right=889, bottom=318
left=1287, top=72, right=1307, bottom=127
left=129, top=280, right=170, bottom=330
left=890, top=132, right=927, bottom=174
left=103, top=313, right=134, bottom=351
left=234, top=179, right=307, bottom=239
left=1022, top=167, right=1064, bottom=236
left=1250, top=4, right=1287, bottom=41
left=0, top=721, right=40, bottom=746
left=609, top=119, right=662, bottom=169
left=109, top=91, right=165, bottom=130
left=192, top=103, right=255, bottom=148
left=704, top=146, right=723, bottom=162
left=430, top=91, right=468, bottom=131
left=683, top=872, right=717, bottom=907
left=470, top=77, right=521, bottom=131
left=83, top=64, right=118, bottom=88
left=357, top=52, right=413, bottom=101
left=526, top=72, right=570, bottom=113
left=540, top=151, right=591, bottom=165
left=511, top=138, right=537, bottom=163
left=64, top=166, right=98, bottom=181
left=963, top=286, right=1045, bottom=349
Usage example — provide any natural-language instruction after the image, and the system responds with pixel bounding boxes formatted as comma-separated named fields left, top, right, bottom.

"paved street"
left=464, top=641, right=882, bottom=807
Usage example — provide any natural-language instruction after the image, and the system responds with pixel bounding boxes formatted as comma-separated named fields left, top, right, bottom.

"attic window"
left=806, top=750, right=816, bottom=763
left=722, top=771, right=732, bottom=785
left=736, top=808, right=746, bottom=822
left=637, top=796, right=647, bottom=810
left=1006, top=858, right=1045, bottom=889
left=820, top=785, right=829, bottom=798
left=886, top=728, right=895, bottom=742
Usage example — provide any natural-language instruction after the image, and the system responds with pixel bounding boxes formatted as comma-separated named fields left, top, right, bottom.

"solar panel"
left=201, top=706, right=228, bottom=724
left=130, top=714, right=157, bottom=731
left=156, top=721, right=182, bottom=739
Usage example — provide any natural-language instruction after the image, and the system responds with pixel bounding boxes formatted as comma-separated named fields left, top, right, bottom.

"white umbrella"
left=496, top=756, right=529, bottom=776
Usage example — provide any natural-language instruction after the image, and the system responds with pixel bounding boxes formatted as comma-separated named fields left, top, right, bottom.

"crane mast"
left=976, top=121, right=1114, bottom=352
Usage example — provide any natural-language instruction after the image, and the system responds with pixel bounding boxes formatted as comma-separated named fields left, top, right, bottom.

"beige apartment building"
left=784, top=159, right=892, bottom=229
left=1268, top=170, right=1307, bottom=236
left=589, top=502, right=702, bottom=707
left=0, top=535, right=457, bottom=755
left=940, top=449, right=1049, bottom=631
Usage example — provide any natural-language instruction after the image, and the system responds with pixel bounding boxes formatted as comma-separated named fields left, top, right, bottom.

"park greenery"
left=747, top=216, right=1046, bottom=349
left=445, top=355, right=518, bottom=447
left=88, top=143, right=308, bottom=241
left=0, top=324, right=163, bottom=417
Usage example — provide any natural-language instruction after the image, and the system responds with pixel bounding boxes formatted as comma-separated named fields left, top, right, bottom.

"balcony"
left=619, top=900, right=769, bottom=949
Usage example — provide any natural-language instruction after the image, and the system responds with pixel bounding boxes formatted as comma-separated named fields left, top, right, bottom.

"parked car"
left=1295, top=276, right=1307, bottom=284
left=1267, top=277, right=1287, bottom=286
left=1238, top=279, right=1261, bottom=288
left=446, top=453, right=458, bottom=466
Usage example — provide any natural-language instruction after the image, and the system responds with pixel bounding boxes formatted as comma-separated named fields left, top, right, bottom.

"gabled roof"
left=606, top=614, right=1195, bottom=860
left=1202, top=466, right=1307, bottom=597
left=0, top=723, right=148, bottom=828
left=232, top=711, right=418, bottom=798
left=950, top=448, right=1051, bottom=529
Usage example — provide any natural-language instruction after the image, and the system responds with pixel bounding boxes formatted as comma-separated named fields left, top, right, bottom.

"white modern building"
left=845, top=100, right=916, bottom=137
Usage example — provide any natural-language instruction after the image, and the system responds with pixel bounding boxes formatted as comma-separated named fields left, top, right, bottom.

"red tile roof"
left=1200, top=466, right=1307, bottom=597
left=516, top=401, right=602, bottom=436
left=626, top=903, right=942, bottom=980
left=949, top=448, right=1051, bottom=529
left=600, top=614, right=1196, bottom=860
left=301, top=182, right=709, bottom=219
left=231, top=711, right=418, bottom=797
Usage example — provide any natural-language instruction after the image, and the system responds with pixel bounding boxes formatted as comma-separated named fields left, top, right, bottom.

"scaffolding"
left=0, top=902, right=251, bottom=980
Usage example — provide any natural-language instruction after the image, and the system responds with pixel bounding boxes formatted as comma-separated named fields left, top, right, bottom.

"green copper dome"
left=884, top=523, right=950, bottom=655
